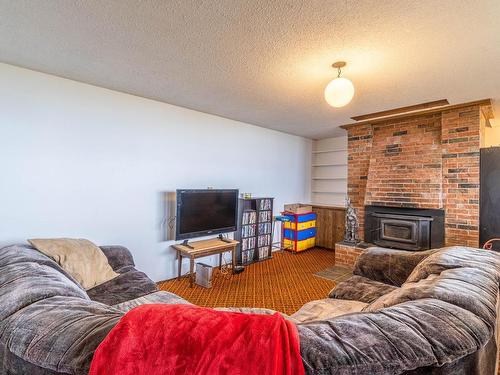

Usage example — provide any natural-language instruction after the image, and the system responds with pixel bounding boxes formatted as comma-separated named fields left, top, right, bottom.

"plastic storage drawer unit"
left=283, top=228, right=316, bottom=241
left=284, top=220, right=316, bottom=231
left=283, top=237, right=316, bottom=251
left=282, top=211, right=317, bottom=252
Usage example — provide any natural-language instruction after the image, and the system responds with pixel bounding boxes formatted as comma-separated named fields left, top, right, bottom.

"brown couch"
left=1, top=244, right=499, bottom=374
left=294, top=246, right=500, bottom=374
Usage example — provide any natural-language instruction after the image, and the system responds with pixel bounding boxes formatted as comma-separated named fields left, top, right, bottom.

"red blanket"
left=89, top=304, right=305, bottom=375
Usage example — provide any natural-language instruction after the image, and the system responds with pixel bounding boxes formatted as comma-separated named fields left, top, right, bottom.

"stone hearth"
left=334, top=242, right=367, bottom=269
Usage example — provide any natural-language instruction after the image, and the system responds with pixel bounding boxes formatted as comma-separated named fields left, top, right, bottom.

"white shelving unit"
left=311, top=136, right=348, bottom=206
left=312, top=148, right=348, bottom=154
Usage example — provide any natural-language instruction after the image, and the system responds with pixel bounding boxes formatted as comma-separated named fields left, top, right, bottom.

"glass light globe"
left=324, top=77, right=355, bottom=108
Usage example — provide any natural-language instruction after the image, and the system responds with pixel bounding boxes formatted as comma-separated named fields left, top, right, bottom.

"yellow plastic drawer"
left=283, top=237, right=316, bottom=252
left=283, top=220, right=316, bottom=231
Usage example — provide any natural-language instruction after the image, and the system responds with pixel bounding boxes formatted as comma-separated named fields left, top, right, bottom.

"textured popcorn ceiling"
left=0, top=0, right=499, bottom=139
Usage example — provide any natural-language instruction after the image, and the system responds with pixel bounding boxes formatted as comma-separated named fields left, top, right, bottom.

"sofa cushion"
left=113, top=291, right=190, bottom=312
left=0, top=340, right=61, bottom=375
left=292, top=298, right=367, bottom=323
left=86, top=268, right=157, bottom=306
left=0, top=244, right=85, bottom=289
left=214, top=306, right=280, bottom=315
left=354, top=247, right=438, bottom=286
left=364, top=267, right=498, bottom=325
left=0, top=296, right=121, bottom=375
left=99, top=245, right=135, bottom=272
left=406, top=246, right=500, bottom=283
left=297, top=298, right=493, bottom=375
left=329, top=275, right=398, bottom=303
left=28, top=238, right=119, bottom=289
left=0, top=249, right=89, bottom=322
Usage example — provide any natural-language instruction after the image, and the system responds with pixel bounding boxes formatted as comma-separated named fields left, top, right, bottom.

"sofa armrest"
left=100, top=245, right=135, bottom=272
left=0, top=296, right=121, bottom=375
left=353, top=247, right=438, bottom=286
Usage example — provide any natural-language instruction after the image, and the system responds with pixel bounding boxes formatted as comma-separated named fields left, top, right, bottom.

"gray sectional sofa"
left=296, top=246, right=500, bottom=374
left=0, top=243, right=499, bottom=374
left=0, top=244, right=187, bottom=374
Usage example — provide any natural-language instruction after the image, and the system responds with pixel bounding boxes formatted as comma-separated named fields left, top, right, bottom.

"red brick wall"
left=346, top=105, right=482, bottom=246
left=347, top=124, right=372, bottom=238
left=334, top=242, right=366, bottom=269
left=441, top=106, right=481, bottom=247
left=364, top=114, right=442, bottom=209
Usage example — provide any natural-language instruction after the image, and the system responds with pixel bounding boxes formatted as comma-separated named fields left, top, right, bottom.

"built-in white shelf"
left=312, top=191, right=346, bottom=194
left=312, top=177, right=347, bottom=180
left=312, top=136, right=348, bottom=206
left=312, top=148, right=348, bottom=154
left=312, top=193, right=346, bottom=205
left=312, top=163, right=347, bottom=167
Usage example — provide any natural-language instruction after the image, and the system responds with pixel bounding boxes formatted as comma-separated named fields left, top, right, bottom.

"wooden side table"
left=172, top=238, right=239, bottom=287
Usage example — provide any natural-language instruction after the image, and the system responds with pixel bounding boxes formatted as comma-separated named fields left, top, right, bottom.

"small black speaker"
left=233, top=266, right=245, bottom=274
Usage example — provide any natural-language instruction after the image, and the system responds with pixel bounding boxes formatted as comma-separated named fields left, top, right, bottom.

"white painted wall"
left=484, top=125, right=500, bottom=147
left=0, top=63, right=311, bottom=281
left=311, top=136, right=348, bottom=206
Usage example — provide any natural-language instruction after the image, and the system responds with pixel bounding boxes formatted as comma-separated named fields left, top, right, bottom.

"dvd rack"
left=234, top=197, right=274, bottom=265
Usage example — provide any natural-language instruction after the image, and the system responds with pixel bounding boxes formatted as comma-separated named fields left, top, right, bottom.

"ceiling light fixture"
left=324, top=61, right=355, bottom=108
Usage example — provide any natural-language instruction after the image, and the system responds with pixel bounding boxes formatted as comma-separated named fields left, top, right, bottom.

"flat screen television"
left=175, top=189, right=239, bottom=240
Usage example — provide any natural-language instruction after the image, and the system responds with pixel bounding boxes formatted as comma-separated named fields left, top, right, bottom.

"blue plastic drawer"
left=284, top=213, right=317, bottom=223
left=283, top=228, right=316, bottom=241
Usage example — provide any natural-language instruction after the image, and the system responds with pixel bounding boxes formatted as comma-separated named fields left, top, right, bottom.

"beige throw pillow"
left=28, top=238, right=119, bottom=290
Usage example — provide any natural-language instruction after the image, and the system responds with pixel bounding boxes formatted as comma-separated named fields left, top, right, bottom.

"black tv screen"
left=176, top=189, right=239, bottom=240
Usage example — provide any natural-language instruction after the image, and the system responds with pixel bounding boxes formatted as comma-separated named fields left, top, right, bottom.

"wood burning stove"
left=365, top=206, right=444, bottom=251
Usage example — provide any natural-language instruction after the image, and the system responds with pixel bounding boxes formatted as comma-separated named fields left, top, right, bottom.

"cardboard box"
left=284, top=203, right=313, bottom=214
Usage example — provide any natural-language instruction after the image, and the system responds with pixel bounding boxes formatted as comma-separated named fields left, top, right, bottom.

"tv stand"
left=173, top=237, right=239, bottom=287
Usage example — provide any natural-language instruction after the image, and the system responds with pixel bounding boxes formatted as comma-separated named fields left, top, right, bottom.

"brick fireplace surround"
left=335, top=99, right=493, bottom=268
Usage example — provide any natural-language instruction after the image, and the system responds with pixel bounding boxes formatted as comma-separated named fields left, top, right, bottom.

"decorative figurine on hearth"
left=344, top=198, right=360, bottom=244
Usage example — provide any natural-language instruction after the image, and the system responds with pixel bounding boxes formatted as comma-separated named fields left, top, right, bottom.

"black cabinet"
left=480, top=147, right=500, bottom=249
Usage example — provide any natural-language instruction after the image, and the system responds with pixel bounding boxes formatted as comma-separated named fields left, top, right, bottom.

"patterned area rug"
left=158, top=248, right=336, bottom=315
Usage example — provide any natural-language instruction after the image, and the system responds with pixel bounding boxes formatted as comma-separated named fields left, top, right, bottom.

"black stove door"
left=380, top=219, right=418, bottom=245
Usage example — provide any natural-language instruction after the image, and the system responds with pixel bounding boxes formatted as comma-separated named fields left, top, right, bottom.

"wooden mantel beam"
left=341, top=99, right=492, bottom=130
left=350, top=99, right=450, bottom=122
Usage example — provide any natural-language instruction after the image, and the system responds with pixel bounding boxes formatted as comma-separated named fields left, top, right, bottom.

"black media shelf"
left=234, top=197, right=274, bottom=266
